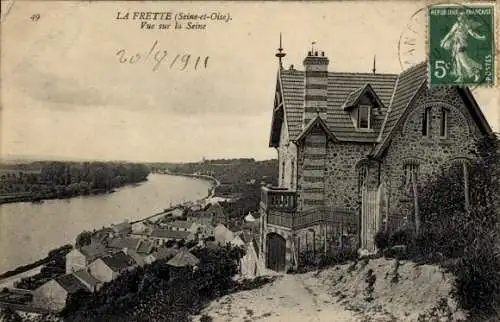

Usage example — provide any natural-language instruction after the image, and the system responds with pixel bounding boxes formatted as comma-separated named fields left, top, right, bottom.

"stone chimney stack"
left=302, top=50, right=329, bottom=127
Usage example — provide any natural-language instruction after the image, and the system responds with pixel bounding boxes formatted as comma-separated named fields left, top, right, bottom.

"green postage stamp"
left=428, top=4, right=495, bottom=86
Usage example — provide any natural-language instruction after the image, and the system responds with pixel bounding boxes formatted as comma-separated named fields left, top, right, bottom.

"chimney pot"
left=315, top=51, right=318, bottom=56
left=321, top=51, right=325, bottom=56
left=308, top=51, right=312, bottom=56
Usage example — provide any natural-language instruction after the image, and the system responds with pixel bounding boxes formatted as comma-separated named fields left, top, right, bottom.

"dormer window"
left=357, top=105, right=371, bottom=129
left=343, top=84, right=382, bottom=131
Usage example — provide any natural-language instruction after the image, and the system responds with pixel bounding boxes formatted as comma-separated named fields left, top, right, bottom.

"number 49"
left=434, top=60, right=448, bottom=79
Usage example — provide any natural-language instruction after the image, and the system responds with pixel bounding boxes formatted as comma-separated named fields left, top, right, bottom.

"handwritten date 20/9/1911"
left=116, top=40, right=208, bottom=72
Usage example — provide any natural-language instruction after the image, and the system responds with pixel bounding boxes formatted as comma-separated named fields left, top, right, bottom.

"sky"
left=1, top=1, right=498, bottom=162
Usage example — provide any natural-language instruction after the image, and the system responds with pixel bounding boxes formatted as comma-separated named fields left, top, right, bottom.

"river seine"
left=0, top=174, right=211, bottom=273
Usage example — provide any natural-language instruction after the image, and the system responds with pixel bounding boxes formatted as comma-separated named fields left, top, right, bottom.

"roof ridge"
left=398, top=61, right=427, bottom=77
left=373, top=78, right=427, bottom=157
left=282, top=69, right=399, bottom=77
left=377, top=75, right=401, bottom=142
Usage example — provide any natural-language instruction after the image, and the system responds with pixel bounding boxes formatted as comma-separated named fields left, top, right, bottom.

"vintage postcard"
left=1, top=1, right=499, bottom=321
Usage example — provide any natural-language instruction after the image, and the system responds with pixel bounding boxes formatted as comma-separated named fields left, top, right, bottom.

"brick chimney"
left=303, top=50, right=329, bottom=127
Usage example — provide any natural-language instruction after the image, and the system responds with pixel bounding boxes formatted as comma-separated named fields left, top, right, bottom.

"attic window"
left=422, top=107, right=431, bottom=136
left=440, top=107, right=448, bottom=138
left=357, top=105, right=370, bottom=129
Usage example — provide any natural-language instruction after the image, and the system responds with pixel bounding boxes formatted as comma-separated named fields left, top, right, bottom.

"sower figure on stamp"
left=440, top=11, right=486, bottom=83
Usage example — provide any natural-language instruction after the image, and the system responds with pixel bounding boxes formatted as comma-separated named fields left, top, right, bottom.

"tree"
left=75, top=231, right=92, bottom=248
left=419, top=136, right=500, bottom=317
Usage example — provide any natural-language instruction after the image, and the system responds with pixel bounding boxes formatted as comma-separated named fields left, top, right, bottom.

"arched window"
left=422, top=107, right=431, bottom=136
left=440, top=107, right=448, bottom=138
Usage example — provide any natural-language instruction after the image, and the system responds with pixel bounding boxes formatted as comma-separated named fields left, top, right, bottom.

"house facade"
left=65, top=244, right=109, bottom=274
left=34, top=274, right=87, bottom=312
left=88, top=252, right=136, bottom=283
left=260, top=46, right=493, bottom=272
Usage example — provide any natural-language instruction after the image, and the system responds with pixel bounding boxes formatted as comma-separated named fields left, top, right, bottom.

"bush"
left=200, top=315, right=213, bottom=322
left=318, top=249, right=358, bottom=268
left=374, top=230, right=390, bottom=250
left=451, top=242, right=500, bottom=317
left=389, top=228, right=414, bottom=247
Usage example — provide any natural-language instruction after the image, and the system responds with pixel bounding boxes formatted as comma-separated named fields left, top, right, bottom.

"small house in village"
left=186, top=208, right=214, bottom=226
left=161, top=220, right=193, bottom=232
left=72, top=269, right=102, bottom=292
left=190, top=222, right=215, bottom=240
left=149, top=228, right=195, bottom=245
left=34, top=273, right=88, bottom=312
left=131, top=221, right=152, bottom=235
left=88, top=251, right=137, bottom=283
left=260, top=43, right=494, bottom=272
left=166, top=247, right=200, bottom=280
left=144, top=246, right=179, bottom=265
left=204, top=202, right=227, bottom=226
left=110, top=220, right=132, bottom=236
left=108, top=236, right=154, bottom=255
left=65, top=243, right=110, bottom=274
left=214, top=224, right=235, bottom=245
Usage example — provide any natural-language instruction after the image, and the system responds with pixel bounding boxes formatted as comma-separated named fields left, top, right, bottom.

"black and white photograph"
left=0, top=1, right=499, bottom=321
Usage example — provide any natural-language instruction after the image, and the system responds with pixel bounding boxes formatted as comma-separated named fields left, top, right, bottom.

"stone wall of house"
left=295, top=133, right=369, bottom=252
left=381, top=86, right=484, bottom=231
left=323, top=141, right=373, bottom=212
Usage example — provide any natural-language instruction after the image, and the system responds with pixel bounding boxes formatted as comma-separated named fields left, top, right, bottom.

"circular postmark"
left=398, top=6, right=428, bottom=71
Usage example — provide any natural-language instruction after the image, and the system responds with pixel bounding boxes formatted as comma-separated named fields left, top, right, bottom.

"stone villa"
left=259, top=41, right=494, bottom=272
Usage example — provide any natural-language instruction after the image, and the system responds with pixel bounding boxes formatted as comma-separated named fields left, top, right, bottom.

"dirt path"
left=192, top=273, right=358, bottom=322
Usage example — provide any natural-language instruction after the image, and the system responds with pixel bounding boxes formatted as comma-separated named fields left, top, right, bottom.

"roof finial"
left=275, top=33, right=286, bottom=69
left=372, top=55, right=376, bottom=74
left=311, top=41, right=316, bottom=54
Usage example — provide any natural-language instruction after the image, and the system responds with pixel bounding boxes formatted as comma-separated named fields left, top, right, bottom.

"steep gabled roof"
left=55, top=274, right=88, bottom=294
left=372, top=63, right=430, bottom=157
left=457, top=87, right=493, bottom=136
left=166, top=248, right=199, bottom=267
left=79, top=243, right=109, bottom=260
left=100, top=252, right=136, bottom=272
left=72, top=269, right=101, bottom=288
left=150, top=246, right=179, bottom=261
left=279, top=69, right=398, bottom=143
left=108, top=237, right=141, bottom=250
left=342, top=83, right=386, bottom=110
left=293, top=116, right=337, bottom=144
left=275, top=60, right=492, bottom=152
left=136, top=240, right=154, bottom=254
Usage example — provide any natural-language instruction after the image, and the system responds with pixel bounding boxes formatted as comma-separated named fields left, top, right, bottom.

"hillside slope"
left=194, top=258, right=466, bottom=322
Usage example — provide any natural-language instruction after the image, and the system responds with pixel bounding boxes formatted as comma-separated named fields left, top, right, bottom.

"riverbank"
left=0, top=181, right=151, bottom=205
left=131, top=172, right=220, bottom=224
left=0, top=245, right=72, bottom=283
left=1, top=174, right=211, bottom=273
left=0, top=188, right=116, bottom=205
left=162, top=172, right=220, bottom=191
left=1, top=174, right=213, bottom=275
